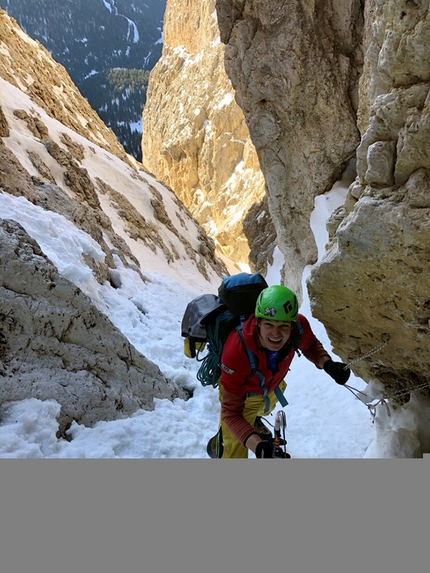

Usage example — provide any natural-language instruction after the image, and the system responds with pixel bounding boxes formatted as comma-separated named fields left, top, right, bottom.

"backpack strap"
left=236, top=324, right=288, bottom=410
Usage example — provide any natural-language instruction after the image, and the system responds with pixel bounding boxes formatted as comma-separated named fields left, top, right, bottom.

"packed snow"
left=3, top=164, right=424, bottom=458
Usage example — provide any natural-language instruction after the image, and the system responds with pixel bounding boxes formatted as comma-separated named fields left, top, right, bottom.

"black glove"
left=273, top=449, right=291, bottom=459
left=323, top=359, right=350, bottom=385
left=255, top=438, right=288, bottom=458
left=255, top=440, right=275, bottom=458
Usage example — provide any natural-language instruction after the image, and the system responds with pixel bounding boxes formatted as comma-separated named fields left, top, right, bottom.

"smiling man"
left=207, top=285, right=351, bottom=458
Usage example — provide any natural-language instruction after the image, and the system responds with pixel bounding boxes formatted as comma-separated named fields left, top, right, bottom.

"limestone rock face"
left=141, top=0, right=266, bottom=265
left=242, top=195, right=277, bottom=275
left=307, top=0, right=430, bottom=403
left=0, top=219, right=188, bottom=437
left=356, top=0, right=430, bottom=189
left=309, top=168, right=430, bottom=390
left=215, top=0, right=363, bottom=297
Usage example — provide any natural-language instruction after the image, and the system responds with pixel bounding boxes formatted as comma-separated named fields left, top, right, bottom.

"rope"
left=344, top=384, right=390, bottom=419
left=341, top=333, right=393, bottom=420
left=346, top=380, right=430, bottom=421
left=344, top=333, right=391, bottom=370
left=343, top=332, right=430, bottom=416
left=195, top=316, right=224, bottom=388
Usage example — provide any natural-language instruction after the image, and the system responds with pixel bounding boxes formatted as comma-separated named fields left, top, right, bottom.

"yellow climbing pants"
left=217, top=381, right=287, bottom=458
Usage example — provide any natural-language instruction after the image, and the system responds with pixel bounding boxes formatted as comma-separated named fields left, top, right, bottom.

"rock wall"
left=141, top=0, right=267, bottom=265
left=215, top=0, right=364, bottom=297
left=307, top=0, right=430, bottom=401
left=0, top=219, right=187, bottom=437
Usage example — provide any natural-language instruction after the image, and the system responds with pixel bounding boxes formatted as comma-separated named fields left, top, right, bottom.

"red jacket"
left=220, top=313, right=330, bottom=445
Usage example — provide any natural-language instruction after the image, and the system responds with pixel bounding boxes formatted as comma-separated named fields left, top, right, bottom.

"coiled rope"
left=196, top=316, right=224, bottom=388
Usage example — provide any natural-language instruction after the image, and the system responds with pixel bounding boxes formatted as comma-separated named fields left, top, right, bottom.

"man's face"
left=257, top=319, right=293, bottom=351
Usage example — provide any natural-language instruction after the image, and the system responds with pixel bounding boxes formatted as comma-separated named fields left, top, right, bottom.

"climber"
left=207, top=285, right=350, bottom=458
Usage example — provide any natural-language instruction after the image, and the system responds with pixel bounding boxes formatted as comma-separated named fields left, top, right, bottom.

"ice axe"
left=273, top=410, right=290, bottom=458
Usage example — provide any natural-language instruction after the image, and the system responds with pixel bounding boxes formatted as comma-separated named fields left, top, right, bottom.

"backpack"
left=181, top=272, right=268, bottom=388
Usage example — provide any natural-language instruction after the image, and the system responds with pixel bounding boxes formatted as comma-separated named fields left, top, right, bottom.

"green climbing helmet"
left=255, top=285, right=299, bottom=322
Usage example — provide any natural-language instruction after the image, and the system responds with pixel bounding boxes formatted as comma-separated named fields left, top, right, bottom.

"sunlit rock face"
left=215, top=0, right=363, bottom=297
left=141, top=0, right=266, bottom=266
left=307, top=0, right=430, bottom=403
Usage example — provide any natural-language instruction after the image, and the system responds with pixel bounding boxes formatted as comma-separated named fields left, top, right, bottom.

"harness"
left=234, top=320, right=304, bottom=412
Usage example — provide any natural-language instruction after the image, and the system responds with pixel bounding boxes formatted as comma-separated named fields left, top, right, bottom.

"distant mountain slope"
left=1, top=8, right=231, bottom=433
left=0, top=0, right=167, bottom=160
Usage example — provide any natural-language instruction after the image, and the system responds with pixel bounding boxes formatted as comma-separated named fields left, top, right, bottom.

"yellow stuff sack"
left=184, top=337, right=206, bottom=359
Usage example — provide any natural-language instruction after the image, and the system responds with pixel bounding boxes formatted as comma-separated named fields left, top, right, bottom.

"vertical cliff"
left=141, top=0, right=266, bottom=265
left=215, top=0, right=364, bottom=296
left=308, top=0, right=430, bottom=398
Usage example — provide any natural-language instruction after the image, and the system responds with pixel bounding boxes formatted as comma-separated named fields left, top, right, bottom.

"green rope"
left=196, top=316, right=224, bottom=388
